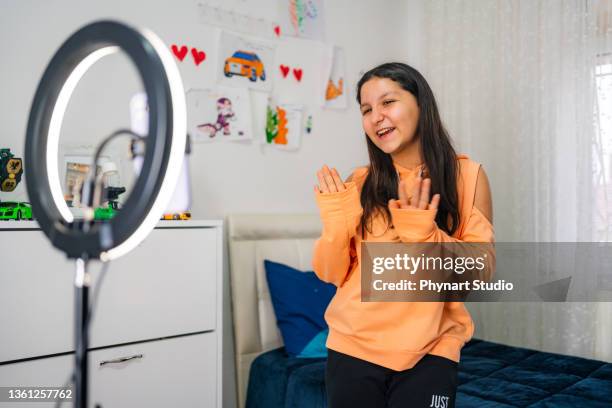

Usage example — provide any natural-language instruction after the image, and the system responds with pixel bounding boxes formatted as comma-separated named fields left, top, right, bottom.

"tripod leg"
left=74, top=258, right=91, bottom=408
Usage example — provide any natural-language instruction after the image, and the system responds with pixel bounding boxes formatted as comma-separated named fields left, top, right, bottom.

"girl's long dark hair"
left=356, top=62, right=460, bottom=237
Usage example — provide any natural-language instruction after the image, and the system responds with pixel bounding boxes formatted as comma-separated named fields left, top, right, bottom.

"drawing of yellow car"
left=224, top=51, right=266, bottom=82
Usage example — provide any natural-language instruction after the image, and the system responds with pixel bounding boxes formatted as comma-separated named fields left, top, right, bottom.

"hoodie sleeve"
left=312, top=180, right=364, bottom=287
left=389, top=205, right=494, bottom=243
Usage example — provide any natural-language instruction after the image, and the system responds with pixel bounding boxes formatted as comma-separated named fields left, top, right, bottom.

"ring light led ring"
left=25, top=20, right=186, bottom=260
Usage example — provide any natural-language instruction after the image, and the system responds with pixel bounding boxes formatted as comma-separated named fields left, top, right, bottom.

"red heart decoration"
left=171, top=44, right=188, bottom=61
left=280, top=64, right=290, bottom=78
left=191, top=48, right=206, bottom=66
left=293, top=68, right=303, bottom=82
left=274, top=25, right=281, bottom=37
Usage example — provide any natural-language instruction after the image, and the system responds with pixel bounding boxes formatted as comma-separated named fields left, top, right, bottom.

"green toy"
left=0, top=202, right=33, bottom=220
left=93, top=205, right=116, bottom=220
left=93, top=186, right=126, bottom=221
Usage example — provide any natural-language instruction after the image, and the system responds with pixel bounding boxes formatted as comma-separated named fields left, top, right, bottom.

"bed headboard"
left=227, top=214, right=322, bottom=408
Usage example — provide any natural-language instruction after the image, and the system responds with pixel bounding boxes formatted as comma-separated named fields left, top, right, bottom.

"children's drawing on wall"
left=197, top=3, right=276, bottom=40
left=323, top=46, right=347, bottom=109
left=198, top=97, right=236, bottom=138
left=272, top=38, right=332, bottom=105
left=278, top=0, right=326, bottom=41
left=265, top=103, right=303, bottom=150
left=217, top=30, right=275, bottom=92
left=250, top=90, right=271, bottom=144
left=187, top=87, right=252, bottom=143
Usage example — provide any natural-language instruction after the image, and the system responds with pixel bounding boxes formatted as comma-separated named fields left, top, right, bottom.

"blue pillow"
left=264, top=260, right=336, bottom=358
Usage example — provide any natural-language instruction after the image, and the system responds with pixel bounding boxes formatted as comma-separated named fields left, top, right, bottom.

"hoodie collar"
left=393, top=161, right=425, bottom=177
left=393, top=154, right=469, bottom=177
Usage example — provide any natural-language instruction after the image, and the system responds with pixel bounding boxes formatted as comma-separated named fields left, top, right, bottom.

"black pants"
left=326, top=349, right=458, bottom=408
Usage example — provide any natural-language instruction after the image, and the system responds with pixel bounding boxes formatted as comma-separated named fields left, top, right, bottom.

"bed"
left=227, top=214, right=612, bottom=408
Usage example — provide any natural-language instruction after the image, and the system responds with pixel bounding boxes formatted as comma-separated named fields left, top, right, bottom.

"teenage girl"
left=313, top=62, right=494, bottom=408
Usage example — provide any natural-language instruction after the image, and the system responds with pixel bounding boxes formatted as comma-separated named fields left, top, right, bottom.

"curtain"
left=422, top=0, right=612, bottom=361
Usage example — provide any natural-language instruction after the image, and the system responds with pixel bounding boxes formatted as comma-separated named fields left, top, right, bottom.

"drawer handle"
left=99, top=354, right=143, bottom=366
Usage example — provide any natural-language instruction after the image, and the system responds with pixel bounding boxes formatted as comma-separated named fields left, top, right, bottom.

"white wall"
left=0, top=1, right=425, bottom=406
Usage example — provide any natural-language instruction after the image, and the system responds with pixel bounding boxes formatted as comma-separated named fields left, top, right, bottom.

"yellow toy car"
left=224, top=51, right=266, bottom=82
left=161, top=211, right=191, bottom=221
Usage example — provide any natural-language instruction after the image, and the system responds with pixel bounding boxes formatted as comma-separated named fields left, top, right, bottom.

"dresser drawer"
left=89, top=227, right=218, bottom=349
left=0, top=225, right=219, bottom=362
left=90, top=332, right=218, bottom=408
left=0, top=228, right=74, bottom=362
left=0, top=353, right=72, bottom=408
left=0, top=332, right=219, bottom=407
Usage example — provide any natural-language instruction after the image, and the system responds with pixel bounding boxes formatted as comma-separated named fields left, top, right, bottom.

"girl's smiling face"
left=359, top=77, right=420, bottom=156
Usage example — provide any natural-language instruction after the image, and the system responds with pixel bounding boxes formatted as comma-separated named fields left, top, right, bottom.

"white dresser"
left=0, top=220, right=223, bottom=407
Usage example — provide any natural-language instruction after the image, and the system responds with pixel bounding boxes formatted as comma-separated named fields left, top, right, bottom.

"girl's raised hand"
left=315, top=165, right=346, bottom=193
left=389, top=175, right=440, bottom=210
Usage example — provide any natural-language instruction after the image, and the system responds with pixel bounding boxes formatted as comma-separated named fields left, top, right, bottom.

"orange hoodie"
left=312, top=154, right=494, bottom=371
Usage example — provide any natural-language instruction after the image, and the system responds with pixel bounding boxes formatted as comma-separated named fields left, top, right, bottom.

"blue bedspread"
left=245, top=339, right=612, bottom=408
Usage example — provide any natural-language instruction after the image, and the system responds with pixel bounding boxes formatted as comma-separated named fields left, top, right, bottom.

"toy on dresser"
left=0, top=148, right=33, bottom=221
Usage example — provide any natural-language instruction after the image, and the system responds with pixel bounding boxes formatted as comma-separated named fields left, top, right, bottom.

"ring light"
left=25, top=20, right=186, bottom=261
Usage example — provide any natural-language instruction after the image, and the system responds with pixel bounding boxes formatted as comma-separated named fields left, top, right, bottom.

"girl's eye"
left=383, top=100, right=395, bottom=106
left=361, top=108, right=371, bottom=115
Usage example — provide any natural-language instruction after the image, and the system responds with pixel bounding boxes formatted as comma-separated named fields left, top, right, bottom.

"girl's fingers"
left=331, top=167, right=346, bottom=191
left=419, top=178, right=431, bottom=210
left=388, top=199, right=401, bottom=209
left=393, top=177, right=440, bottom=211
left=317, top=170, right=330, bottom=193
left=316, top=165, right=345, bottom=193
left=429, top=194, right=441, bottom=210
left=322, top=165, right=338, bottom=193
left=410, top=177, right=422, bottom=208
left=397, top=180, right=409, bottom=208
